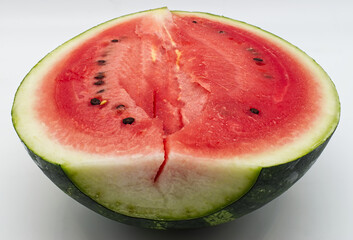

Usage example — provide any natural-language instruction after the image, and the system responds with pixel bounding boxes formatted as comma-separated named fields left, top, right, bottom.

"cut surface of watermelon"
left=12, top=8, right=340, bottom=224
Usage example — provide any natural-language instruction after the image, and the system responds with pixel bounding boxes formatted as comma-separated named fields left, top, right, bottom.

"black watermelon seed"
left=96, top=89, right=105, bottom=93
left=94, top=80, right=105, bottom=85
left=250, top=108, right=260, bottom=114
left=90, top=98, right=101, bottom=105
left=111, top=39, right=119, bottom=42
left=116, top=104, right=126, bottom=110
left=97, top=60, right=106, bottom=65
left=253, top=58, right=265, bottom=65
left=192, top=20, right=197, bottom=23
left=219, top=30, right=225, bottom=34
left=253, top=58, right=263, bottom=62
left=122, top=117, right=135, bottom=124
left=94, top=72, right=105, bottom=79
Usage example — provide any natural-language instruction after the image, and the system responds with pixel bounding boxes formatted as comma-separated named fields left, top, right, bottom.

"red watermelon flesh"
left=12, top=8, right=339, bottom=221
left=38, top=10, right=319, bottom=162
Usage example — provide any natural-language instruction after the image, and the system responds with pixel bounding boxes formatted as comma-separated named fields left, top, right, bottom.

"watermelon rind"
left=23, top=135, right=332, bottom=229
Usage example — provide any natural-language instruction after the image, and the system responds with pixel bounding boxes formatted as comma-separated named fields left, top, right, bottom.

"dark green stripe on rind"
left=23, top=134, right=332, bottom=229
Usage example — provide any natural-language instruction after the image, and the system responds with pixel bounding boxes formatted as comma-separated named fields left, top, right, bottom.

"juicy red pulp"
left=37, top=11, right=321, bottom=172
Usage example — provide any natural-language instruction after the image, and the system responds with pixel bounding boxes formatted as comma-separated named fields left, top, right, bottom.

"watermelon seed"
left=97, top=60, right=106, bottom=65
left=122, top=117, right=135, bottom=125
left=116, top=104, right=126, bottom=114
left=116, top=104, right=126, bottom=110
left=253, top=58, right=263, bottom=62
left=111, top=39, right=119, bottom=42
left=219, top=30, right=225, bottom=34
left=250, top=108, right=260, bottom=114
left=100, top=100, right=108, bottom=105
left=253, top=58, right=265, bottom=66
left=94, top=72, right=105, bottom=79
left=90, top=98, right=101, bottom=105
left=96, top=89, right=105, bottom=93
left=94, top=80, right=105, bottom=85
left=192, top=20, right=197, bottom=23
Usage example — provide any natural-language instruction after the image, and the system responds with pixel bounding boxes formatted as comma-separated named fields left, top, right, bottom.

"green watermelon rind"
left=22, top=134, right=332, bottom=229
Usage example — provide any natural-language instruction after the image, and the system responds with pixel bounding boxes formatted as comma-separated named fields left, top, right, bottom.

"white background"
left=1, top=0, right=352, bottom=239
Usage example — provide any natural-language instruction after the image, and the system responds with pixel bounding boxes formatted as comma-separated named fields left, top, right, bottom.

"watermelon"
left=12, top=8, right=340, bottom=229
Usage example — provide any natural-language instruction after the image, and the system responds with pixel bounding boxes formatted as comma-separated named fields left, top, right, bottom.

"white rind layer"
left=65, top=154, right=260, bottom=220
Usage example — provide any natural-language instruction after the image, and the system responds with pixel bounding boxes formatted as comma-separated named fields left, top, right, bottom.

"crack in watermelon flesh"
left=154, top=138, right=169, bottom=182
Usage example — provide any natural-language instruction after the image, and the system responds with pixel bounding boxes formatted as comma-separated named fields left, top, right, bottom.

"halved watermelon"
left=12, top=8, right=340, bottom=229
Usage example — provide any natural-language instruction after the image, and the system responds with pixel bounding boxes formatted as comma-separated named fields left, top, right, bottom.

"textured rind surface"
left=24, top=134, right=332, bottom=229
